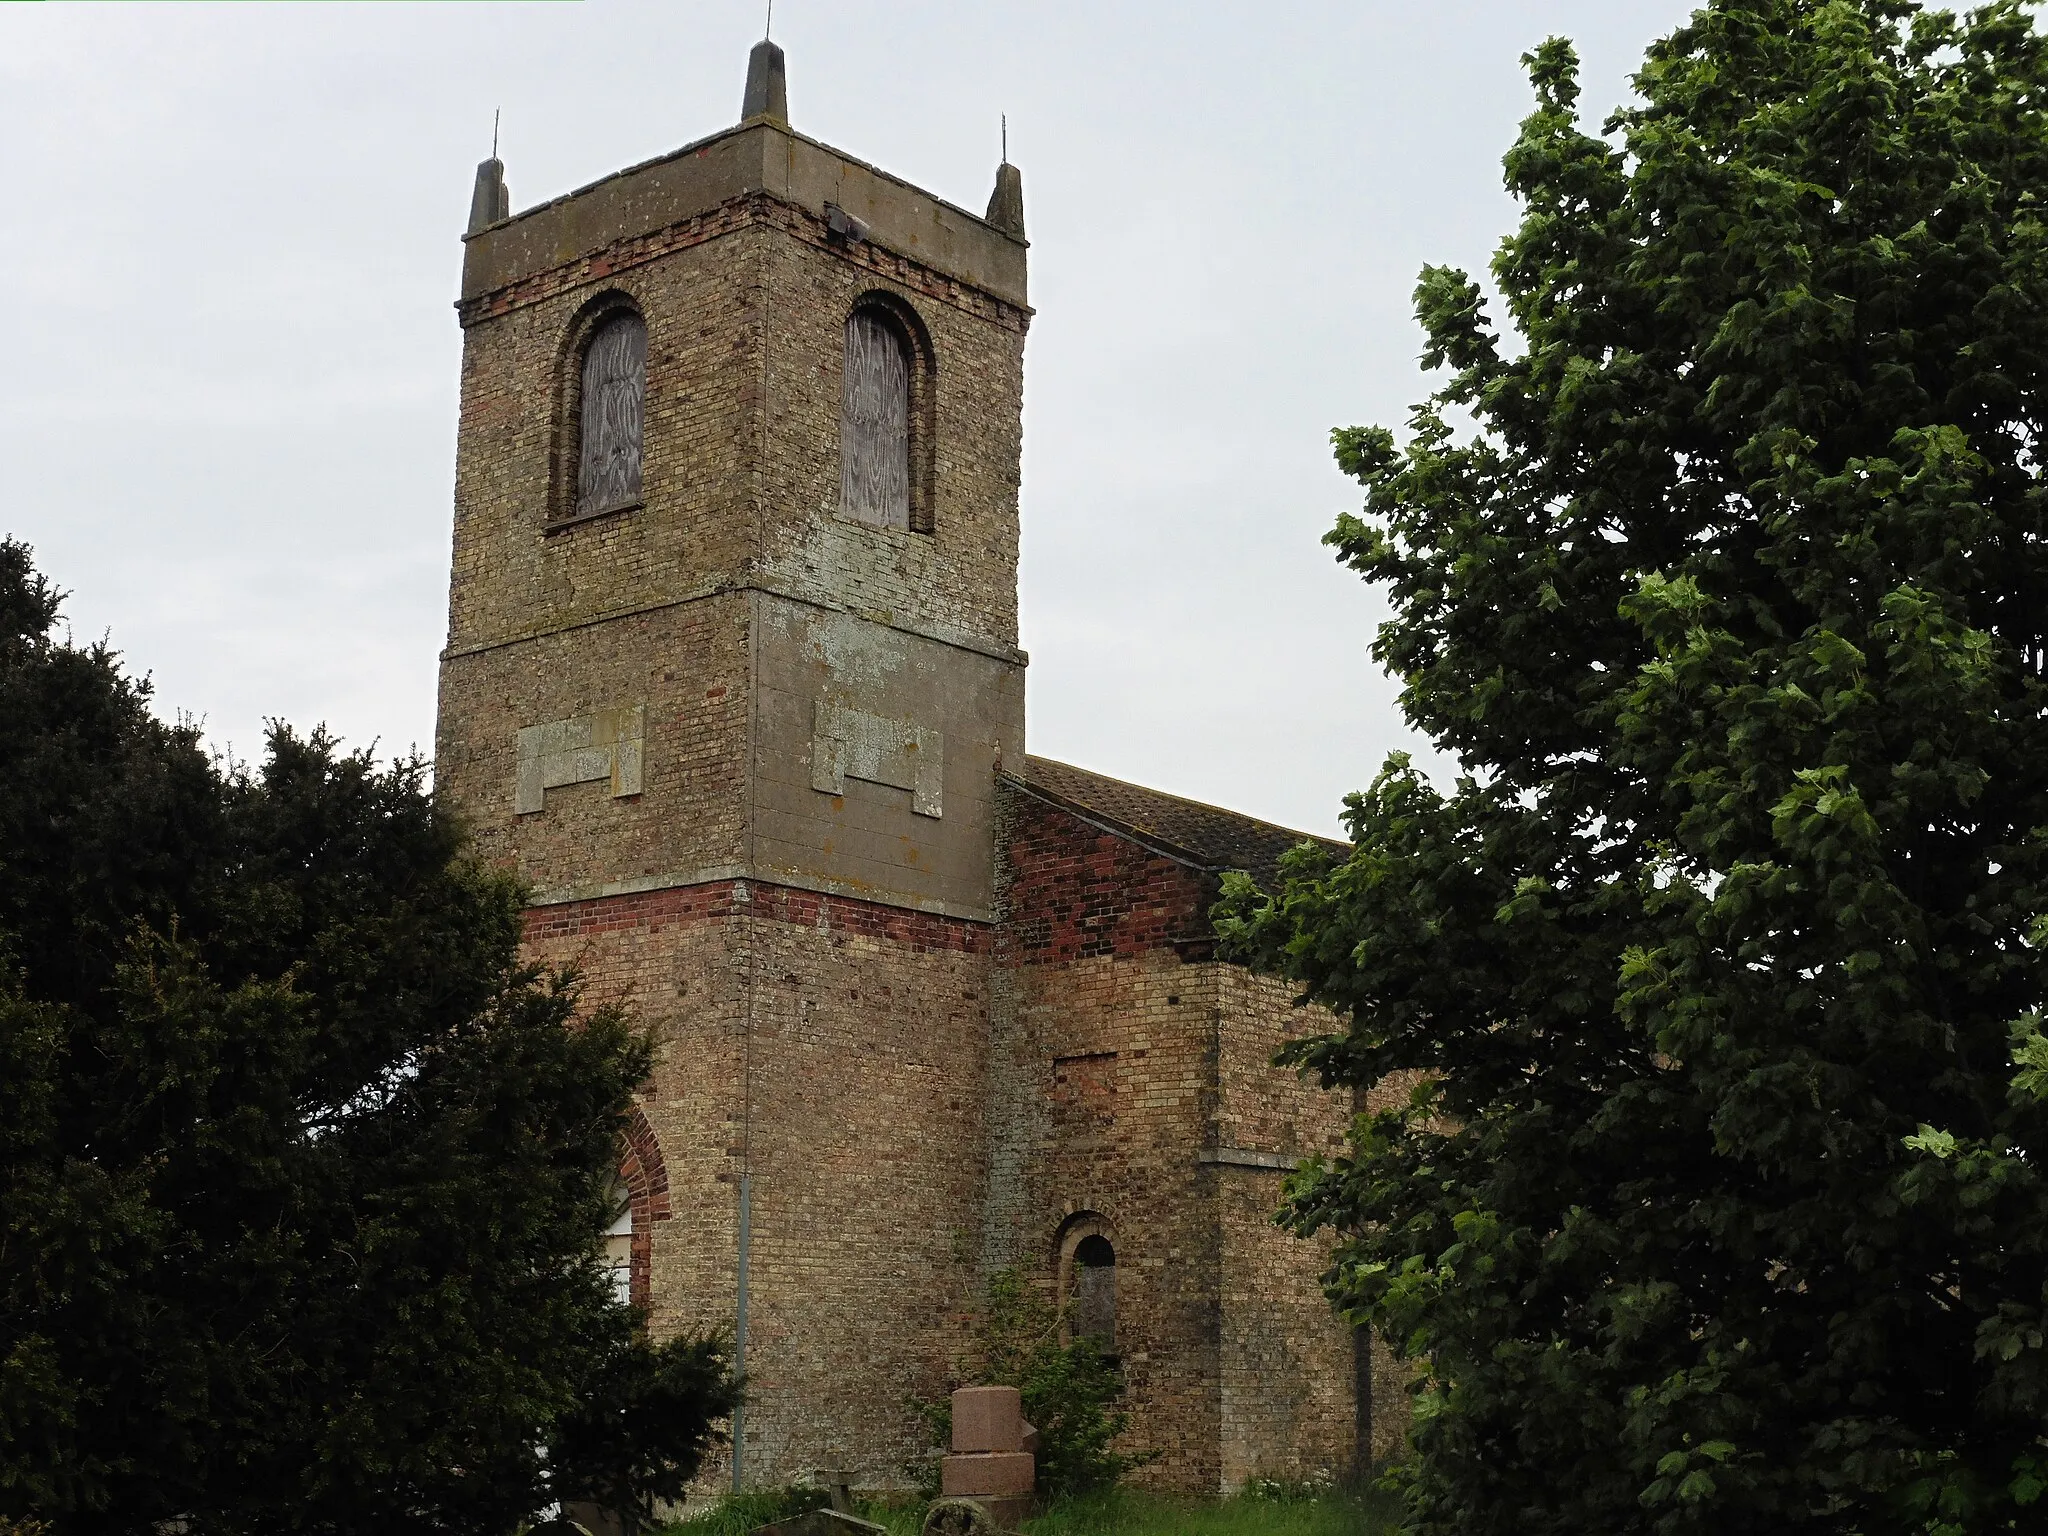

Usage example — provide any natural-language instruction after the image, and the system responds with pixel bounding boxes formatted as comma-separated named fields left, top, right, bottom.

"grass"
left=662, top=1484, right=1402, bottom=1536
left=659, top=1490, right=924, bottom=1536
left=1022, top=1487, right=1399, bottom=1535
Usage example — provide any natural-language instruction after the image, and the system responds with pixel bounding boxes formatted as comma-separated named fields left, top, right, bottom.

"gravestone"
left=814, top=1464, right=855, bottom=1514
left=940, top=1387, right=1034, bottom=1530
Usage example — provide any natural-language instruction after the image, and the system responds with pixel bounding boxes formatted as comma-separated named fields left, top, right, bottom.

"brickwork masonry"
left=438, top=96, right=1384, bottom=1498
left=524, top=880, right=992, bottom=1490
left=986, top=784, right=1369, bottom=1491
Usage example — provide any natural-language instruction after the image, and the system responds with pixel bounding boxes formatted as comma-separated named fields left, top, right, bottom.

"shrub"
left=920, top=1268, right=1145, bottom=1502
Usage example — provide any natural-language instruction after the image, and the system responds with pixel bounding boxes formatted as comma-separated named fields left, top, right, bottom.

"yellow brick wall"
left=990, top=788, right=1377, bottom=1491
left=1216, top=971, right=1358, bottom=1486
left=524, top=883, right=993, bottom=1491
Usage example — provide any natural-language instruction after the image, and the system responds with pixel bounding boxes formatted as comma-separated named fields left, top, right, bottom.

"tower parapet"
left=457, top=107, right=1026, bottom=313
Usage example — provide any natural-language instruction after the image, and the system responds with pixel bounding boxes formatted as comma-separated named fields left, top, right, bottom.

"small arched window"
left=576, top=311, right=647, bottom=518
left=1072, top=1233, right=1116, bottom=1348
left=840, top=307, right=912, bottom=530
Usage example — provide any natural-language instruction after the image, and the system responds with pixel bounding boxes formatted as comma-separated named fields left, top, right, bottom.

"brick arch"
left=619, top=1106, right=673, bottom=1310
left=1054, top=1209, right=1116, bottom=1264
left=1053, top=1210, right=1118, bottom=1349
left=548, top=286, right=647, bottom=528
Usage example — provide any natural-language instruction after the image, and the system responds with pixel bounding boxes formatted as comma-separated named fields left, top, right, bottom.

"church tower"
left=439, top=38, right=1376, bottom=1501
left=435, top=39, right=1030, bottom=1486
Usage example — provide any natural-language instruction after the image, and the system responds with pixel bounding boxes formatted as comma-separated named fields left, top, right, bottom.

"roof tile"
left=1014, top=756, right=1347, bottom=889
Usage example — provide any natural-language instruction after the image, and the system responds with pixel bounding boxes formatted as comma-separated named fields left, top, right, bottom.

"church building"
left=434, top=39, right=1396, bottom=1496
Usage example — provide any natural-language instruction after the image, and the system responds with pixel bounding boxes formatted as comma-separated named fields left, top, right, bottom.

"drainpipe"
left=732, top=1171, right=752, bottom=1491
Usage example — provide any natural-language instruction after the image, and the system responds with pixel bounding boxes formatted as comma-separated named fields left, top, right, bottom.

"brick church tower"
left=436, top=40, right=1392, bottom=1498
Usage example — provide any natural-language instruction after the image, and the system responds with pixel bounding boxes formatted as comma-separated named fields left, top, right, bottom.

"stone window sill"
left=545, top=498, right=642, bottom=535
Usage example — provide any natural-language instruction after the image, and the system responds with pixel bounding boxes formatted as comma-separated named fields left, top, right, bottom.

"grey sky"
left=1, top=0, right=1697, bottom=836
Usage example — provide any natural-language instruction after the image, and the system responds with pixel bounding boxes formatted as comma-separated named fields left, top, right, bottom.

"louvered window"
left=576, top=312, right=647, bottom=517
left=840, top=309, right=911, bottom=529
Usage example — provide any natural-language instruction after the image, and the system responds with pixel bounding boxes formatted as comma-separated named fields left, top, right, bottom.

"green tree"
left=0, top=539, right=733, bottom=1535
left=925, top=1269, right=1140, bottom=1502
left=1218, top=4, right=2048, bottom=1532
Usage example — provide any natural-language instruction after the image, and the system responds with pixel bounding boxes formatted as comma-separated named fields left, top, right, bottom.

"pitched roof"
left=1013, top=755, right=1347, bottom=890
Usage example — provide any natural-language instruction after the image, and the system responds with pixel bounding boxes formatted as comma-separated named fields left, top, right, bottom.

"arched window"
left=602, top=1183, right=633, bottom=1307
left=598, top=1187, right=634, bottom=1302
left=840, top=306, right=913, bottom=530
left=616, top=1108, right=671, bottom=1311
left=576, top=311, right=647, bottom=518
left=1072, top=1233, right=1116, bottom=1348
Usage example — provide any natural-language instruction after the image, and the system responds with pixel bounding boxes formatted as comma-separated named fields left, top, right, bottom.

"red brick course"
left=524, top=879, right=993, bottom=955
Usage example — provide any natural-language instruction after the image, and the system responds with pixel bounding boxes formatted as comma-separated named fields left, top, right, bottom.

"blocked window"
left=1072, top=1233, right=1116, bottom=1348
left=841, top=308, right=912, bottom=529
left=576, top=311, right=647, bottom=517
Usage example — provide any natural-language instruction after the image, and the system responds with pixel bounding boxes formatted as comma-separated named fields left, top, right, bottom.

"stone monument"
left=939, top=1387, right=1034, bottom=1529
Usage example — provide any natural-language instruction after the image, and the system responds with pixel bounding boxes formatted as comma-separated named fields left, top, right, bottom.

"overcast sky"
left=2, top=0, right=1698, bottom=837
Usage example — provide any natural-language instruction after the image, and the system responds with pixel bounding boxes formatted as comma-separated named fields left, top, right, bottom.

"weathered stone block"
left=950, top=1386, right=1022, bottom=1453
left=810, top=699, right=944, bottom=819
left=941, top=1451, right=1034, bottom=1498
left=515, top=704, right=645, bottom=813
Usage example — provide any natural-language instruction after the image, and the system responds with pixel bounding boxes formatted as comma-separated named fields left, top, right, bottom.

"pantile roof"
left=1013, top=756, right=1348, bottom=890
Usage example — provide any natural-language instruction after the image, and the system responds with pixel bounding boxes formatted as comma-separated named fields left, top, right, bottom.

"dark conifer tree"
left=0, top=539, right=732, bottom=1535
